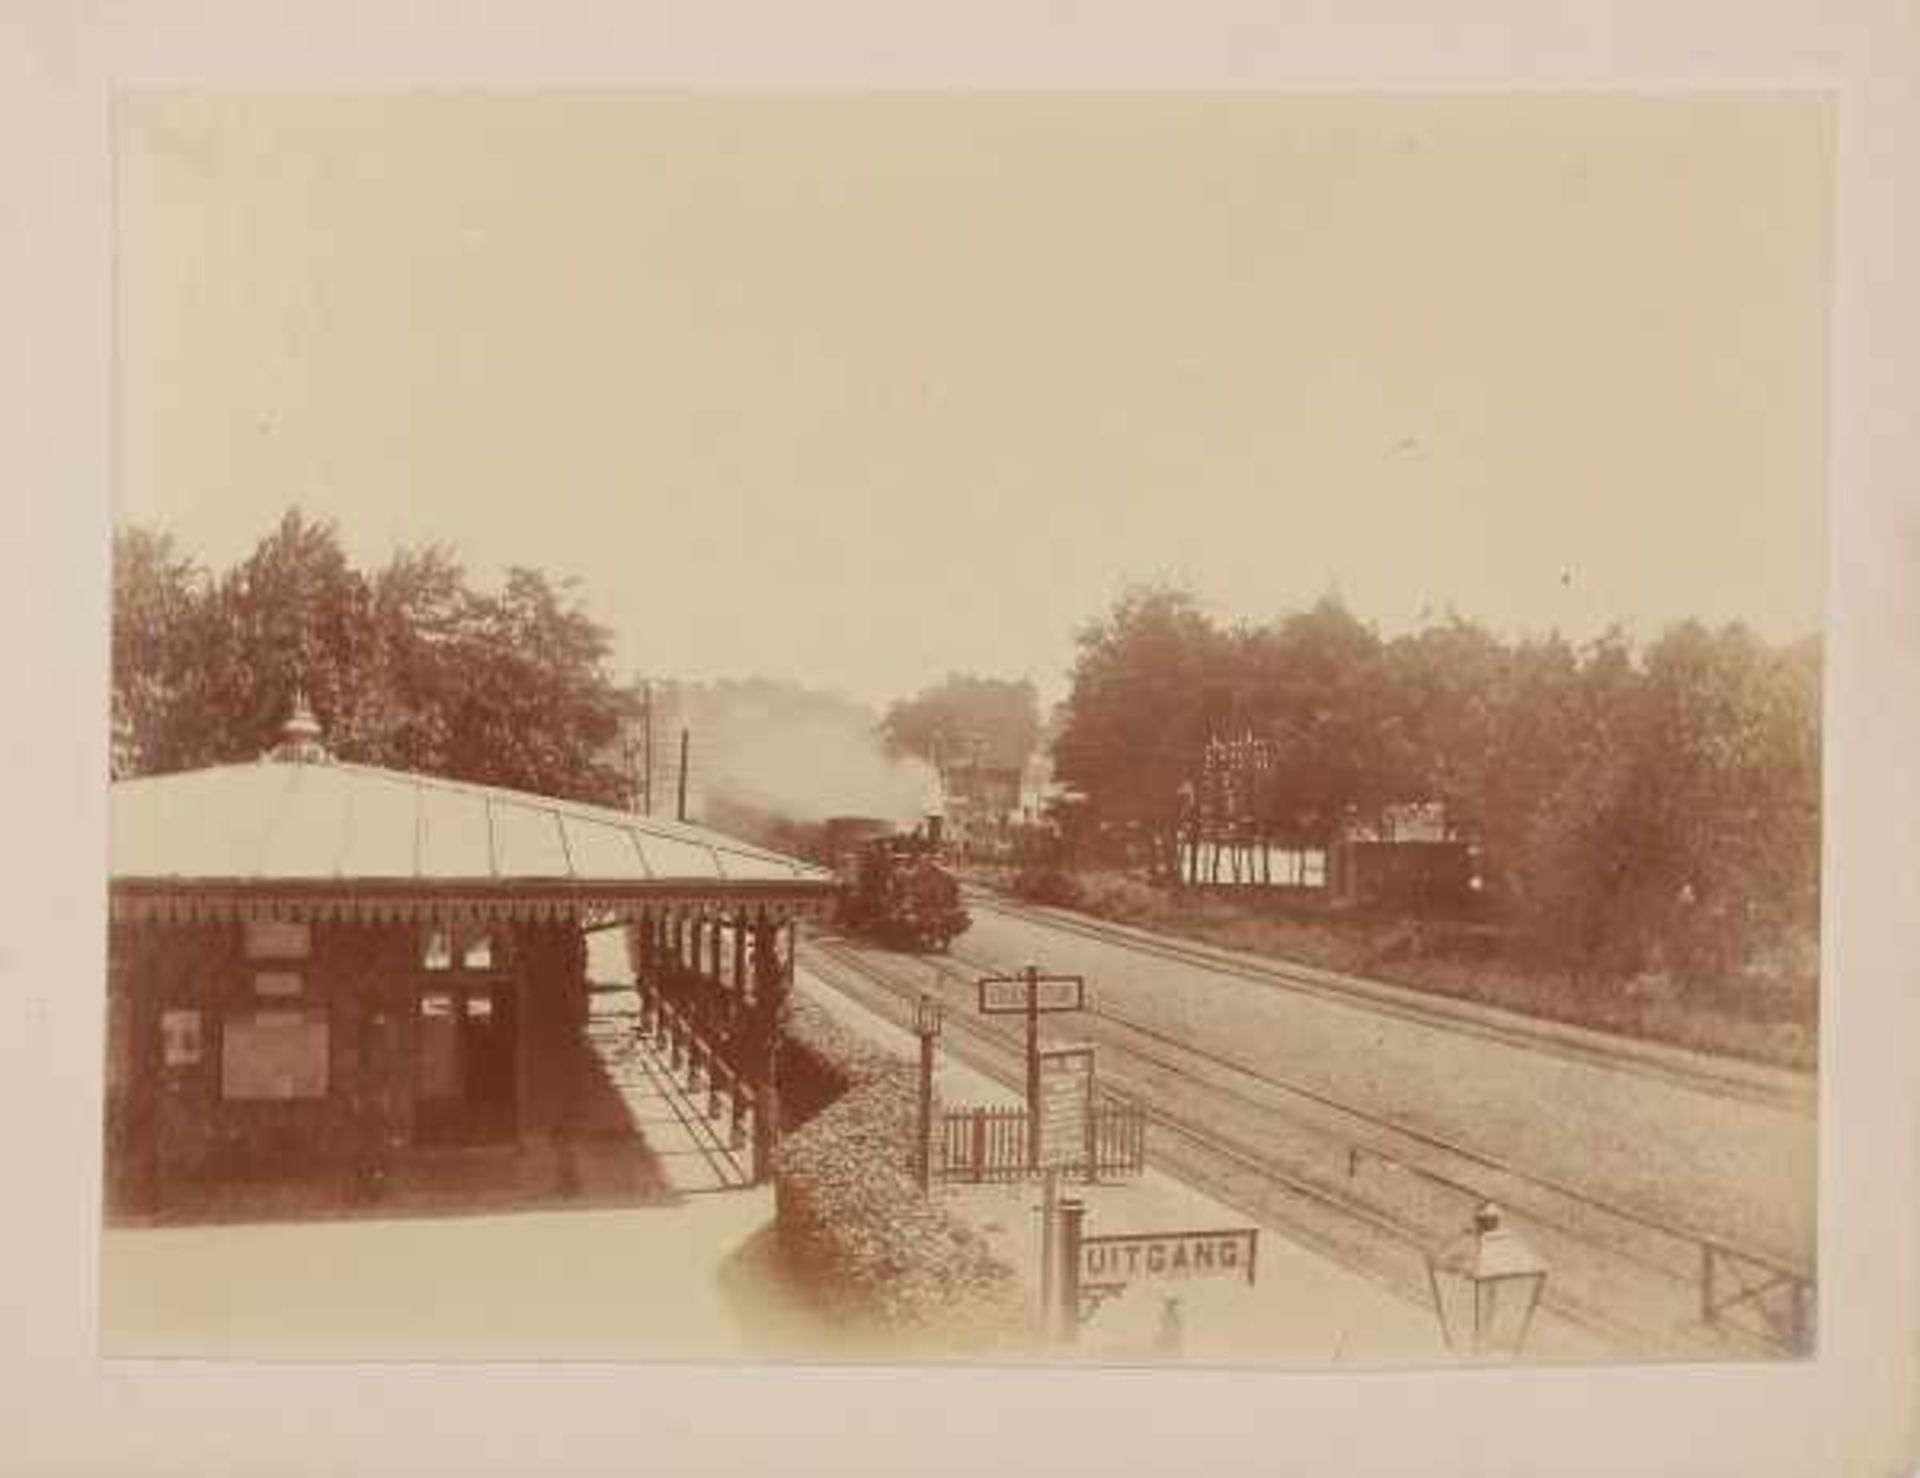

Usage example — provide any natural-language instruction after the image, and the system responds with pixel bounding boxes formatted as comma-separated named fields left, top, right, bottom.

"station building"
left=105, top=703, right=838, bottom=1213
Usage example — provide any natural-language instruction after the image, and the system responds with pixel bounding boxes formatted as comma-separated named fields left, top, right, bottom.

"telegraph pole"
left=677, top=727, right=690, bottom=823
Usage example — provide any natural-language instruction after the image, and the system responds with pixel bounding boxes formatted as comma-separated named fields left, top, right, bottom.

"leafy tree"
left=1052, top=585, right=1230, bottom=876
left=1377, top=614, right=1508, bottom=826
left=1622, top=622, right=1821, bottom=981
left=110, top=527, right=209, bottom=777
left=111, top=510, right=635, bottom=806
left=1046, top=578, right=1821, bottom=999
left=1235, top=596, right=1399, bottom=842
left=880, top=674, right=1042, bottom=773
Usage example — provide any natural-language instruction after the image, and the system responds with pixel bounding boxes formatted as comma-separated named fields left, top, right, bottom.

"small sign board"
left=161, top=1008, right=202, bottom=1067
left=1035, top=1045, right=1094, bottom=1168
left=1080, top=1228, right=1259, bottom=1289
left=978, top=973, right=1085, bottom=1015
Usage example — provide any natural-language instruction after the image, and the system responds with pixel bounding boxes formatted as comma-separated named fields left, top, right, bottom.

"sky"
left=114, top=91, right=1830, bottom=707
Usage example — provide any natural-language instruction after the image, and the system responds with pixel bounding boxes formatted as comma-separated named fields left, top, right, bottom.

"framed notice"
left=221, top=1008, right=330, bottom=1100
left=160, top=1008, right=203, bottom=1067
left=1036, top=1045, right=1094, bottom=1168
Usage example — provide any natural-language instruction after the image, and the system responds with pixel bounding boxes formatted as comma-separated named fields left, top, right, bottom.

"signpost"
left=975, top=964, right=1091, bottom=1339
left=1057, top=1215, right=1260, bottom=1345
left=1034, top=1044, right=1094, bottom=1333
left=976, top=966, right=1085, bottom=1169
left=977, top=973, right=1086, bottom=1015
left=1077, top=1227, right=1260, bottom=1290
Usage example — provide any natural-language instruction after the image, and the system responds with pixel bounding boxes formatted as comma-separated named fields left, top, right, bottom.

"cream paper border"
left=3, top=3, right=1916, bottom=1475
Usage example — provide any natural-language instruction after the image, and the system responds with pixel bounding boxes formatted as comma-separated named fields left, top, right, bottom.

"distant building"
left=1328, top=802, right=1477, bottom=909
left=937, top=755, right=1025, bottom=858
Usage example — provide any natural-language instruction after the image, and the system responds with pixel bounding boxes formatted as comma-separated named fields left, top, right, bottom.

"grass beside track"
left=969, top=867, right=1817, bottom=1074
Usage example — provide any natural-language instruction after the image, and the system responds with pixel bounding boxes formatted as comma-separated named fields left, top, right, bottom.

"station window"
left=422, top=926, right=499, bottom=973
left=243, top=919, right=312, bottom=961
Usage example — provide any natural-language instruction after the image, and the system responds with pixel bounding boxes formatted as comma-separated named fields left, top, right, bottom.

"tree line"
left=113, top=510, right=636, bottom=806
left=1051, top=586, right=1822, bottom=984
left=112, top=513, right=1821, bottom=990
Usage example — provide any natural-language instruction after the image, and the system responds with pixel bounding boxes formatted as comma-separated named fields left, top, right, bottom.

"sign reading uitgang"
left=1080, top=1228, right=1259, bottom=1289
left=978, top=973, right=1085, bottom=1015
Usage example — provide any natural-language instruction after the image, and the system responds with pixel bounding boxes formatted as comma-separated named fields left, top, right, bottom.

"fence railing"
left=635, top=978, right=757, bottom=1168
left=939, top=1103, right=1148, bottom=1183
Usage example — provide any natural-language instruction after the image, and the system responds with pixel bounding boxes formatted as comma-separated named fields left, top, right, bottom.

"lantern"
left=1425, top=1202, right=1548, bottom=1357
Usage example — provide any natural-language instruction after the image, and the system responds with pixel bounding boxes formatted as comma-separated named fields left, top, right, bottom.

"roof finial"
left=268, top=688, right=333, bottom=765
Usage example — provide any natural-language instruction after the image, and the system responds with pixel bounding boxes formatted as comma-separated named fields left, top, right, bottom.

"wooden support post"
left=730, top=1083, right=748, bottom=1151
left=972, top=1107, right=988, bottom=1184
left=751, top=1084, right=780, bottom=1184
left=748, top=914, right=788, bottom=1185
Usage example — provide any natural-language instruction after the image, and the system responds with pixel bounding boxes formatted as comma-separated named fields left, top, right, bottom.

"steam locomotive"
left=824, top=814, right=971, bottom=953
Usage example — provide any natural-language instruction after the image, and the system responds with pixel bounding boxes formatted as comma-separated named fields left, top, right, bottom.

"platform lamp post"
left=914, top=991, right=943, bottom=1192
left=1425, top=1202, right=1549, bottom=1359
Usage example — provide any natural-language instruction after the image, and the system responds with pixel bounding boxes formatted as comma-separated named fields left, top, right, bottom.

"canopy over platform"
left=111, top=716, right=836, bottom=926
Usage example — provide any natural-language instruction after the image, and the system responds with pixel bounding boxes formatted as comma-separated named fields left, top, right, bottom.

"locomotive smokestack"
left=925, top=813, right=944, bottom=848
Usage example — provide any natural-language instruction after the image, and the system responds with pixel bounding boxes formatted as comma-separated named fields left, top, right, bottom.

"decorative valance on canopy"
left=108, top=881, right=833, bottom=927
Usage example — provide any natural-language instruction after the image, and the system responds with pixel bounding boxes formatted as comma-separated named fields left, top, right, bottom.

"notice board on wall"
left=221, top=1009, right=329, bottom=1100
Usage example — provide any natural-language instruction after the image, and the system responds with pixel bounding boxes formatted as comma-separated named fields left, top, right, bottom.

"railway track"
left=965, top=892, right=1813, bottom=1116
left=801, top=930, right=1808, bottom=1360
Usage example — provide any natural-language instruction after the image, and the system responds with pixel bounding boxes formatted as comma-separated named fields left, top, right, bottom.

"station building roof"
left=110, top=707, right=835, bottom=926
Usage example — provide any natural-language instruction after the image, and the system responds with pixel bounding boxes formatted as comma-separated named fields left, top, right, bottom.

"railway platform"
left=795, top=963, right=1451, bottom=1366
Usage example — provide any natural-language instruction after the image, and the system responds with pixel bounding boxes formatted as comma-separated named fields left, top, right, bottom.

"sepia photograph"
left=96, top=88, right=1836, bottom=1375
left=8, top=0, right=1920, bottom=1461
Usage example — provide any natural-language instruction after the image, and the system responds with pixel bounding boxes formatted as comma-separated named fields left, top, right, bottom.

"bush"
left=1073, top=870, right=1176, bottom=923
left=1010, top=864, right=1086, bottom=909
left=773, top=1000, right=1029, bottom=1352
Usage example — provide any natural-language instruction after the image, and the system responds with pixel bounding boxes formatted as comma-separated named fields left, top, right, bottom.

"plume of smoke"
left=658, top=678, right=938, bottom=827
